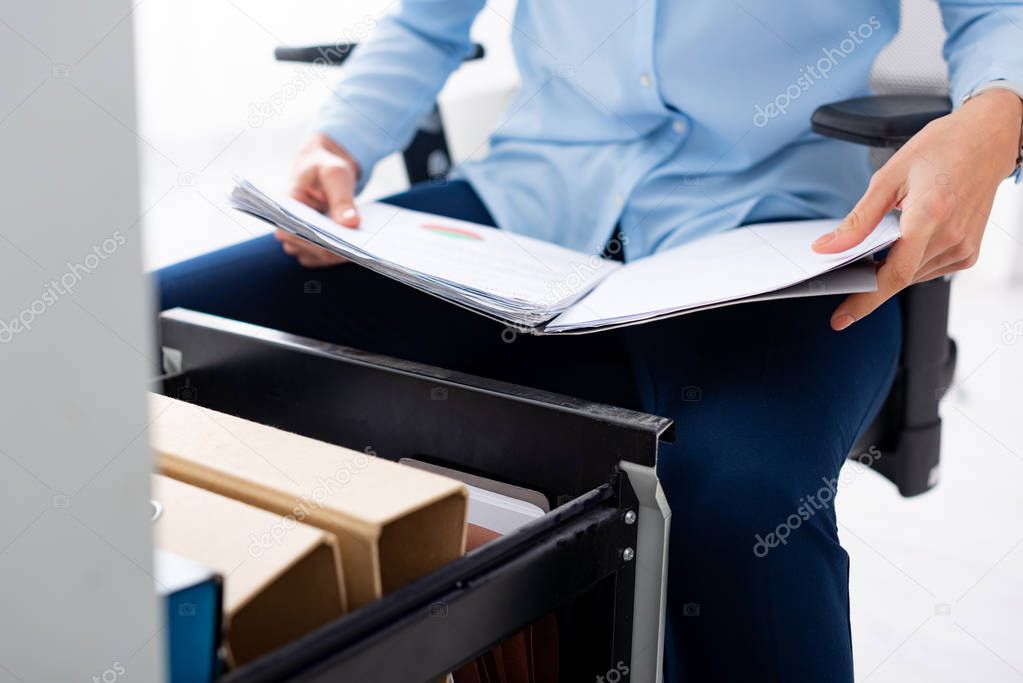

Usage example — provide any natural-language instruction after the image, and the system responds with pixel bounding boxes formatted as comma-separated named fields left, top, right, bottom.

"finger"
left=279, top=232, right=307, bottom=248
left=279, top=234, right=318, bottom=257
left=294, top=244, right=328, bottom=266
left=290, top=165, right=327, bottom=210
left=917, top=238, right=975, bottom=278
left=311, top=249, right=347, bottom=266
left=291, top=185, right=326, bottom=209
left=279, top=232, right=322, bottom=254
left=277, top=232, right=309, bottom=252
left=317, top=164, right=360, bottom=228
left=812, top=170, right=902, bottom=253
left=298, top=250, right=346, bottom=268
left=915, top=255, right=975, bottom=283
left=915, top=213, right=968, bottom=267
left=917, top=252, right=957, bottom=280
left=828, top=182, right=942, bottom=330
left=275, top=229, right=311, bottom=246
left=829, top=230, right=928, bottom=330
left=287, top=236, right=347, bottom=266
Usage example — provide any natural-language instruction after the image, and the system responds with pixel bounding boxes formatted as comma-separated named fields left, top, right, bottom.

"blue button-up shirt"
left=318, top=1, right=1023, bottom=260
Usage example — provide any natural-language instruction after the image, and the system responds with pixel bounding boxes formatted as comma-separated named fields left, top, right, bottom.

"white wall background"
left=131, top=2, right=1023, bottom=681
left=134, top=0, right=519, bottom=270
left=1, top=2, right=162, bottom=681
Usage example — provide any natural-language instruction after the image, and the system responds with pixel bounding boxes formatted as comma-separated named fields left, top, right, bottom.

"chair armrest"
left=274, top=42, right=485, bottom=67
left=811, top=94, right=952, bottom=147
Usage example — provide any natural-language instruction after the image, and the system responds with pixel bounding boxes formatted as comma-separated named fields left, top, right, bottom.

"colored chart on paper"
left=421, top=223, right=484, bottom=241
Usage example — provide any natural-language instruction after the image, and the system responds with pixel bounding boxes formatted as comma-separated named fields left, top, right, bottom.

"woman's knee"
left=658, top=432, right=846, bottom=556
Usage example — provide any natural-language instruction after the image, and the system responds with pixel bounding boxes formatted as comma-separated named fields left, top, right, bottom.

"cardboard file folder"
left=153, top=475, right=347, bottom=666
left=149, top=393, right=469, bottom=609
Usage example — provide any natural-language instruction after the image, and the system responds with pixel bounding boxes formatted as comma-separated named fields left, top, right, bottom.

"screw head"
left=621, top=547, right=635, bottom=562
left=623, top=510, right=637, bottom=525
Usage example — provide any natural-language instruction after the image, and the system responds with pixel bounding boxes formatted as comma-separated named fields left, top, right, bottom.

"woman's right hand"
left=279, top=133, right=362, bottom=268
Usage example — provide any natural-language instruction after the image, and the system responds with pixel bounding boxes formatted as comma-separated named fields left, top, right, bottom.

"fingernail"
left=813, top=231, right=837, bottom=248
left=340, top=208, right=357, bottom=220
left=831, top=313, right=855, bottom=331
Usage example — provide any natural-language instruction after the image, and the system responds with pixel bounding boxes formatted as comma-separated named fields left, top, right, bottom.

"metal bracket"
left=161, top=345, right=183, bottom=375
left=620, top=461, right=671, bottom=683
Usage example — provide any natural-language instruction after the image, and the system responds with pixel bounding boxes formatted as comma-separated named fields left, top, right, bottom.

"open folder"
left=230, top=177, right=900, bottom=334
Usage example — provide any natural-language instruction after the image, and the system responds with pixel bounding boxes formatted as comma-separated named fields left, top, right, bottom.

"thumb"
left=317, top=163, right=360, bottom=229
left=812, top=171, right=900, bottom=253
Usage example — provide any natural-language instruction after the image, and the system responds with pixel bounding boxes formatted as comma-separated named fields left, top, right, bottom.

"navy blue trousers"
left=157, top=180, right=900, bottom=682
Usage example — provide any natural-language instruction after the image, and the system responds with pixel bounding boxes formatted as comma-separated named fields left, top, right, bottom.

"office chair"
left=274, top=0, right=957, bottom=497
left=813, top=0, right=957, bottom=496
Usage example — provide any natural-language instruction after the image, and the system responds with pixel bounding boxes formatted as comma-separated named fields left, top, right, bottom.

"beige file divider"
left=152, top=474, right=347, bottom=666
left=149, top=393, right=468, bottom=610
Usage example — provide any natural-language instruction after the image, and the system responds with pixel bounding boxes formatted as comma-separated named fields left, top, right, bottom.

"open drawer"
left=156, top=308, right=674, bottom=683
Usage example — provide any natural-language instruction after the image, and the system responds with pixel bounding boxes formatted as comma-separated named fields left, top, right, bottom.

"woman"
left=159, top=2, right=1023, bottom=679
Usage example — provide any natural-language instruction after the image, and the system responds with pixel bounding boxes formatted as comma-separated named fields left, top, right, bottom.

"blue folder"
left=155, top=549, right=222, bottom=683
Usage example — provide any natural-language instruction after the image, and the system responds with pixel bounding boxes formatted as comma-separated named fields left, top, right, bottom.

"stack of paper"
left=230, top=178, right=618, bottom=328
left=465, top=484, right=546, bottom=535
left=229, top=177, right=900, bottom=334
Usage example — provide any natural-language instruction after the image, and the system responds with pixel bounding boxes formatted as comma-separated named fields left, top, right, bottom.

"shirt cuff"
left=963, top=79, right=1023, bottom=104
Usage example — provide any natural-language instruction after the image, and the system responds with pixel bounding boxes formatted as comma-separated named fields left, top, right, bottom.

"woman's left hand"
left=812, top=87, right=1022, bottom=331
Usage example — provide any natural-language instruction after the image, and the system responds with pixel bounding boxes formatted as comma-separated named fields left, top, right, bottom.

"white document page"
left=545, top=217, right=900, bottom=332
left=275, top=195, right=620, bottom=309
left=466, top=484, right=546, bottom=535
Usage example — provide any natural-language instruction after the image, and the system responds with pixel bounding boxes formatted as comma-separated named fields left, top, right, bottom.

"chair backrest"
left=865, top=0, right=949, bottom=168
left=871, top=0, right=949, bottom=95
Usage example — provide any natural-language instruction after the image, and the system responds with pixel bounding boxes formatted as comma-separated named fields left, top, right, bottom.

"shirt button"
left=615, top=193, right=625, bottom=206
left=639, top=73, right=652, bottom=88
left=672, top=120, right=686, bottom=134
